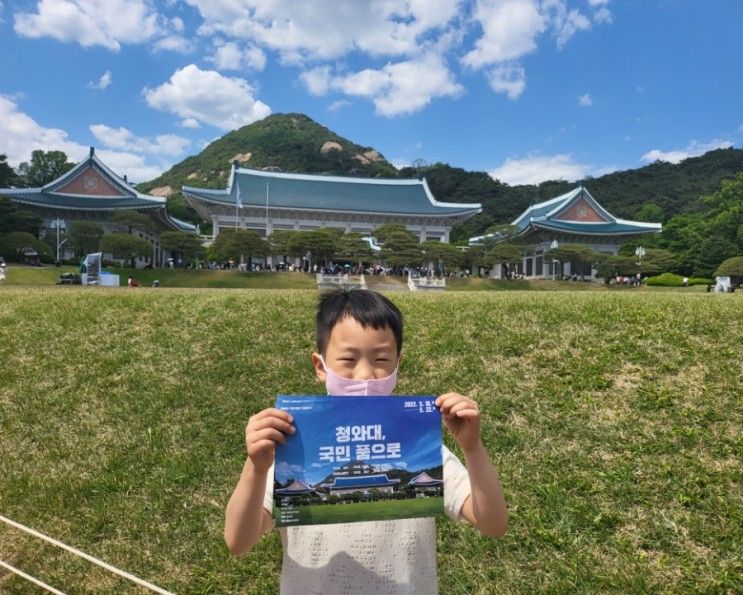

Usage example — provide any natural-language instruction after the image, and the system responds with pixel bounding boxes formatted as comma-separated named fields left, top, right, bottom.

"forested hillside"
left=405, top=148, right=743, bottom=242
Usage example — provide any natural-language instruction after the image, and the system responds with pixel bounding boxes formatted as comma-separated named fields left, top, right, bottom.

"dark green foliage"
left=0, top=154, right=21, bottom=187
left=381, top=231, right=423, bottom=267
left=440, top=148, right=743, bottom=242
left=16, top=149, right=75, bottom=187
left=67, top=221, right=104, bottom=257
left=371, top=223, right=410, bottom=244
left=138, top=113, right=399, bottom=195
left=159, top=231, right=205, bottom=260
left=208, top=228, right=267, bottom=264
left=100, top=233, right=152, bottom=266
left=112, top=210, right=157, bottom=234
left=645, top=273, right=688, bottom=286
left=0, top=231, right=49, bottom=261
left=166, top=193, right=203, bottom=226
left=0, top=196, right=41, bottom=235
left=336, top=232, right=373, bottom=263
left=714, top=256, right=743, bottom=278
left=421, top=240, right=463, bottom=271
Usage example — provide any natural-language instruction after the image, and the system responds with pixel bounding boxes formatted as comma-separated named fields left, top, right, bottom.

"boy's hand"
left=435, top=393, right=483, bottom=454
left=245, top=408, right=295, bottom=473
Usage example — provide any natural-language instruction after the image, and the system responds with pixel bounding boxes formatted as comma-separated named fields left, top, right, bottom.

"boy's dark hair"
left=316, top=288, right=403, bottom=355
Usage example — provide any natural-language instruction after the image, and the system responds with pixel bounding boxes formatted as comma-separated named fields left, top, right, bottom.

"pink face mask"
left=320, top=356, right=398, bottom=396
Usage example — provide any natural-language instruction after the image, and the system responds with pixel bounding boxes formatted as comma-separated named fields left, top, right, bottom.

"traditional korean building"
left=274, top=479, right=316, bottom=498
left=470, top=184, right=662, bottom=279
left=323, top=473, right=401, bottom=496
left=0, top=148, right=196, bottom=266
left=408, top=472, right=444, bottom=497
left=182, top=163, right=481, bottom=244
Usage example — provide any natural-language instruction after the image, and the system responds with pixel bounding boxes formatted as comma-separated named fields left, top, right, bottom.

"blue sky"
left=275, top=396, right=442, bottom=485
left=0, top=1, right=741, bottom=185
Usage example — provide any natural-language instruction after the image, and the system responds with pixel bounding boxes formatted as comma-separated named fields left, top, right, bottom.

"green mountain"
left=139, top=113, right=742, bottom=242
left=138, top=113, right=398, bottom=199
left=403, top=148, right=743, bottom=242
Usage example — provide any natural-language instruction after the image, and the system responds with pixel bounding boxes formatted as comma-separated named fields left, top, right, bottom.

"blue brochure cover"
left=273, top=395, right=444, bottom=527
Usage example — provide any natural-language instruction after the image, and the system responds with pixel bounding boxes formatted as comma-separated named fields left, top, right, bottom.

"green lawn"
left=276, top=497, right=444, bottom=526
left=0, top=289, right=741, bottom=593
left=3, top=264, right=317, bottom=289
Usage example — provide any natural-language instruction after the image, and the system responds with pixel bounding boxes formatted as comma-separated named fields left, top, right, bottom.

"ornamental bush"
left=645, top=272, right=685, bottom=286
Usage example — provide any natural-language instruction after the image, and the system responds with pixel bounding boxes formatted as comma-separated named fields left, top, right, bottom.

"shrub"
left=645, top=272, right=685, bottom=286
left=688, top=277, right=713, bottom=285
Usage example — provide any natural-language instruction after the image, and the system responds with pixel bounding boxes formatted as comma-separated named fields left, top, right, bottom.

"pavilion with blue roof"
left=182, top=163, right=481, bottom=245
left=0, top=148, right=196, bottom=267
left=470, top=185, right=662, bottom=279
left=322, top=473, right=401, bottom=496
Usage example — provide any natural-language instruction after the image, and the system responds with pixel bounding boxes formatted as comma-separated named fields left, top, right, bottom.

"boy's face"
left=312, top=316, right=399, bottom=382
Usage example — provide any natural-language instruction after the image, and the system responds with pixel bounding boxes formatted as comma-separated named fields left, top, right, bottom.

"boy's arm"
left=224, top=458, right=275, bottom=555
left=436, top=393, right=507, bottom=537
left=224, top=408, right=295, bottom=555
left=459, top=442, right=507, bottom=537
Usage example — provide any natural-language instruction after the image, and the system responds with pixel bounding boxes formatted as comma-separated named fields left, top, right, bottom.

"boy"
left=225, top=288, right=507, bottom=594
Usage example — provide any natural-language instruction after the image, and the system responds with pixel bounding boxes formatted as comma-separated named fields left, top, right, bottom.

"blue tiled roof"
left=183, top=167, right=481, bottom=216
left=1, top=189, right=163, bottom=210
left=328, top=474, right=400, bottom=489
left=529, top=219, right=661, bottom=235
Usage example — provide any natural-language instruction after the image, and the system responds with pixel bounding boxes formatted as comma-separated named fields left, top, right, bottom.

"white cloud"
left=462, top=0, right=546, bottom=68
left=0, top=96, right=167, bottom=183
left=171, top=16, right=184, bottom=32
left=143, top=64, right=271, bottom=130
left=300, top=66, right=333, bottom=96
left=152, top=35, right=194, bottom=53
left=489, top=153, right=596, bottom=185
left=542, top=1, right=591, bottom=48
left=327, top=100, right=351, bottom=112
left=209, top=41, right=266, bottom=71
left=87, top=70, right=112, bottom=91
left=641, top=139, right=733, bottom=164
left=592, top=7, right=612, bottom=24
left=89, top=124, right=190, bottom=157
left=0, top=95, right=87, bottom=166
left=301, top=54, right=463, bottom=117
left=95, top=150, right=168, bottom=183
left=184, top=0, right=460, bottom=62
left=180, top=118, right=200, bottom=129
left=578, top=93, right=593, bottom=107
left=486, top=63, right=526, bottom=99
left=14, top=0, right=162, bottom=51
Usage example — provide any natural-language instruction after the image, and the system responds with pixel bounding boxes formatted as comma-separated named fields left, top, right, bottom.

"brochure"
left=273, top=395, right=444, bottom=527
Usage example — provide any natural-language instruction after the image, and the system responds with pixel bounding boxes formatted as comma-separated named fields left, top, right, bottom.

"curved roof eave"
left=182, top=187, right=481, bottom=218
left=523, top=221, right=663, bottom=237
left=6, top=195, right=164, bottom=211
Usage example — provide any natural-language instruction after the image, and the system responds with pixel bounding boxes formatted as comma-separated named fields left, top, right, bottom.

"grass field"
left=276, top=497, right=444, bottom=526
left=0, top=288, right=741, bottom=593
left=2, top=263, right=710, bottom=292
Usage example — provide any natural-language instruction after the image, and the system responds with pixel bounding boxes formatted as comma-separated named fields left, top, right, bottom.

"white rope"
left=0, top=559, right=66, bottom=595
left=0, top=515, right=174, bottom=595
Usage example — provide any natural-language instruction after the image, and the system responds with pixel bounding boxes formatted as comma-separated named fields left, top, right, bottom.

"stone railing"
left=407, top=273, right=446, bottom=291
left=316, top=273, right=367, bottom=289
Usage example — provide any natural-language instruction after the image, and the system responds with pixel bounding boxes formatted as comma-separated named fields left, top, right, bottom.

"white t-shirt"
left=263, top=446, right=471, bottom=594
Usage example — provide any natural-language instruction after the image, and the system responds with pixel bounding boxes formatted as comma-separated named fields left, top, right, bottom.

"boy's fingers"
left=249, top=416, right=295, bottom=434
left=448, top=400, right=478, bottom=415
left=250, top=427, right=287, bottom=445
left=454, top=409, right=480, bottom=418
left=253, top=408, right=294, bottom=423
